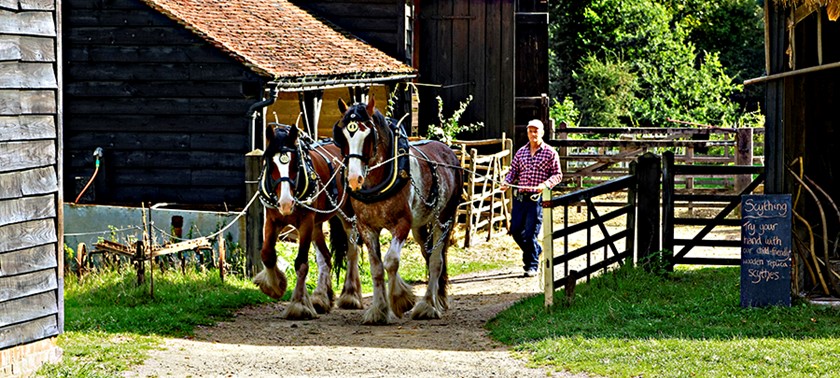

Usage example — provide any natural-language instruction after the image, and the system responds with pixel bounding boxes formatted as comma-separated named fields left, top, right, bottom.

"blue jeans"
left=510, top=194, right=543, bottom=272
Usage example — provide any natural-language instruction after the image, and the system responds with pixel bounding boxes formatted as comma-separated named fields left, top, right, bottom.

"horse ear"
left=338, top=98, right=348, bottom=114
left=366, top=94, right=376, bottom=116
left=289, top=124, right=299, bottom=140
left=265, top=123, right=275, bottom=143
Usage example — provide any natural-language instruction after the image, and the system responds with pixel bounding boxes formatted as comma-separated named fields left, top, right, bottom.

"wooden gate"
left=662, top=151, right=765, bottom=268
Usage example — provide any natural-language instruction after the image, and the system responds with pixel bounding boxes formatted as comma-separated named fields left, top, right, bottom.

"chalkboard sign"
left=741, top=194, right=792, bottom=307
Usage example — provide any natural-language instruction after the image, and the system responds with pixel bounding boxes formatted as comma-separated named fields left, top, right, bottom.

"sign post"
left=741, top=194, right=792, bottom=307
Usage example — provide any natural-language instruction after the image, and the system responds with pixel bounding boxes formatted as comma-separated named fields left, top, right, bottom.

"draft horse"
left=333, top=96, right=463, bottom=324
left=253, top=123, right=363, bottom=319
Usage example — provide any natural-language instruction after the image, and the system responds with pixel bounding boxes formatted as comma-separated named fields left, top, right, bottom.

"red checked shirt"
left=505, top=143, right=563, bottom=193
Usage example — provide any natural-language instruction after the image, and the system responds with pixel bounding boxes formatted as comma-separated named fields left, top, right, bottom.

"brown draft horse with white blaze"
left=253, top=123, right=363, bottom=319
left=334, top=96, right=463, bottom=324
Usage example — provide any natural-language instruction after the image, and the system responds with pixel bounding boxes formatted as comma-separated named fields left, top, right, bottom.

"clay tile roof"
left=141, top=0, right=416, bottom=86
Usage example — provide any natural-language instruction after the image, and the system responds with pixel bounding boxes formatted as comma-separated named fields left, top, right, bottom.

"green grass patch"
left=38, top=269, right=269, bottom=377
left=488, top=266, right=840, bottom=377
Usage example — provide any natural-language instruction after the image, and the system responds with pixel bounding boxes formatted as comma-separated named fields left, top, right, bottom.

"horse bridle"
left=259, top=134, right=318, bottom=209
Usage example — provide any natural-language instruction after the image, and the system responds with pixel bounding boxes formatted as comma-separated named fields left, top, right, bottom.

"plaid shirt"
left=505, top=143, right=562, bottom=193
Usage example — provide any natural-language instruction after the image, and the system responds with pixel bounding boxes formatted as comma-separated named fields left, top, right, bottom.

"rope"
left=64, top=226, right=140, bottom=237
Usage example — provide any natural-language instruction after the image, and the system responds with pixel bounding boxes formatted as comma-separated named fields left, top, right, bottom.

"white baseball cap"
left=527, top=119, right=544, bottom=129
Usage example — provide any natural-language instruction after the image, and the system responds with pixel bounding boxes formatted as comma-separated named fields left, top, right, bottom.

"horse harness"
left=259, top=136, right=340, bottom=210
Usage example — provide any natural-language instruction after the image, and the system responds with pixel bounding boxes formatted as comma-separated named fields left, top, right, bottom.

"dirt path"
left=125, top=268, right=581, bottom=378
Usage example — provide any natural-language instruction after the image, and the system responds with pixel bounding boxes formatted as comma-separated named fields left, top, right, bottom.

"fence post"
left=542, top=187, right=554, bottom=309
left=555, top=121, right=568, bottom=178
left=735, top=127, right=754, bottom=192
left=245, top=150, right=264, bottom=278
left=635, top=152, right=661, bottom=269
left=626, top=162, right=637, bottom=266
left=661, top=151, right=675, bottom=270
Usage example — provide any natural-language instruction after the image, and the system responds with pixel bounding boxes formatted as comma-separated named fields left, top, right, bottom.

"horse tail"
left=329, top=215, right=348, bottom=284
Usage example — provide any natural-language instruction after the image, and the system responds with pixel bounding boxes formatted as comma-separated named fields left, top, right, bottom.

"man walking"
left=500, top=119, right=563, bottom=277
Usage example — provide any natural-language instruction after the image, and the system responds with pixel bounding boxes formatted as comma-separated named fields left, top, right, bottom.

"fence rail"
left=550, top=125, right=764, bottom=191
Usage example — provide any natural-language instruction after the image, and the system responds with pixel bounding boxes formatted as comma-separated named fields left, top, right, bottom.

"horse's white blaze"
left=273, top=154, right=295, bottom=215
left=344, top=127, right=371, bottom=190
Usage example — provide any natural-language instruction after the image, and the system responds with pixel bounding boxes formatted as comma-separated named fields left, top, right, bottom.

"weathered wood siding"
left=0, top=0, right=63, bottom=352
left=63, top=0, right=266, bottom=206
left=294, top=0, right=410, bottom=62
left=415, top=0, right=515, bottom=140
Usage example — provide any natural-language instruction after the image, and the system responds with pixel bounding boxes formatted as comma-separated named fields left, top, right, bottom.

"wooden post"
left=735, top=128, right=754, bottom=192
left=135, top=241, right=145, bottom=286
left=556, top=121, right=568, bottom=179
left=542, top=187, right=554, bottom=309
left=245, top=150, right=264, bottom=277
left=635, top=153, right=661, bottom=269
left=172, top=216, right=186, bottom=274
left=661, top=151, right=675, bottom=270
left=626, top=162, right=637, bottom=266
left=218, top=234, right=226, bottom=282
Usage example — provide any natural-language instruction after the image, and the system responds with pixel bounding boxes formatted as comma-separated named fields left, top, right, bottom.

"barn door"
left=415, top=0, right=514, bottom=140
left=513, top=1, right=549, bottom=148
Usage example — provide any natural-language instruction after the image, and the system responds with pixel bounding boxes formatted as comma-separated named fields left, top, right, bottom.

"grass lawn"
left=488, top=266, right=840, bottom=377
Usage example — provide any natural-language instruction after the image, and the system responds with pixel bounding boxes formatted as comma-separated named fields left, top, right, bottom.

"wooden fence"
left=452, top=135, right=513, bottom=248
left=550, top=126, right=764, bottom=193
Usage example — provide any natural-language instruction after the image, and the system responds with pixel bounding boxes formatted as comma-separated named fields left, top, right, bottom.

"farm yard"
left=4, top=0, right=840, bottom=377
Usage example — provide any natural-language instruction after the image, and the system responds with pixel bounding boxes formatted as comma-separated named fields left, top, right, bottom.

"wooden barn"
left=757, top=0, right=840, bottom=297
left=297, top=0, right=550, bottom=147
left=62, top=0, right=415, bottom=207
left=0, top=0, right=64, bottom=375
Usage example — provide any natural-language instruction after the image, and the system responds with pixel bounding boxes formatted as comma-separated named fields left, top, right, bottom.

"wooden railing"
left=550, top=126, right=764, bottom=192
left=540, top=174, right=637, bottom=308
left=452, top=135, right=513, bottom=247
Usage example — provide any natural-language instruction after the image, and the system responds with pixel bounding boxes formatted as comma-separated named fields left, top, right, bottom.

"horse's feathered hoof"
left=283, top=300, right=318, bottom=320
left=410, top=300, right=442, bottom=320
left=310, top=288, right=334, bottom=314
left=253, top=266, right=287, bottom=300
left=336, top=292, right=364, bottom=310
left=362, top=307, right=396, bottom=325
left=389, top=278, right=416, bottom=318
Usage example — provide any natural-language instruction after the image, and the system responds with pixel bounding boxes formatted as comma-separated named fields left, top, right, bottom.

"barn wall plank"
left=67, top=45, right=232, bottom=64
left=20, top=0, right=56, bottom=11
left=0, top=37, right=21, bottom=61
left=0, top=315, right=58, bottom=349
left=17, top=36, right=55, bottom=61
left=0, top=167, right=58, bottom=200
left=0, top=291, right=57, bottom=328
left=0, top=10, right=57, bottom=37
left=0, top=195, right=57, bottom=227
left=0, top=219, right=57, bottom=252
left=0, top=62, right=57, bottom=88
left=0, top=140, right=56, bottom=172
left=0, top=269, right=57, bottom=303
left=67, top=151, right=244, bottom=170
left=0, top=115, right=55, bottom=141
left=0, top=244, right=57, bottom=276
left=66, top=9, right=185, bottom=27
left=0, top=90, right=56, bottom=114
left=63, top=114, right=244, bottom=133
left=0, top=0, right=16, bottom=11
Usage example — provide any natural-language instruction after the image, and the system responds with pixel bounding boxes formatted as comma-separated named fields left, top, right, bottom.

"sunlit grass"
left=488, top=266, right=840, bottom=377
left=37, top=269, right=269, bottom=377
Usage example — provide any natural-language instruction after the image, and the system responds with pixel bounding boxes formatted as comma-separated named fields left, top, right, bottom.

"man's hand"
left=499, top=183, right=509, bottom=192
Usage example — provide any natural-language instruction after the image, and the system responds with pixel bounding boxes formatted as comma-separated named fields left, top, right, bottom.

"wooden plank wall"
left=294, top=0, right=408, bottom=62
left=63, top=0, right=266, bottom=207
left=0, top=0, right=63, bottom=350
left=415, top=0, right=515, bottom=141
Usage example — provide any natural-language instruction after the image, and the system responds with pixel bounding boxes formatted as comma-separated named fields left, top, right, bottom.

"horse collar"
left=346, top=118, right=411, bottom=203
